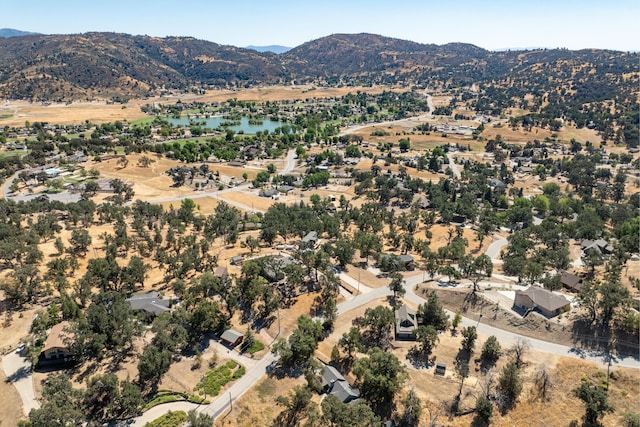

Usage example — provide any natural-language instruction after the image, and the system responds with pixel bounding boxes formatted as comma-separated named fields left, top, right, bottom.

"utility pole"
left=229, top=391, right=233, bottom=412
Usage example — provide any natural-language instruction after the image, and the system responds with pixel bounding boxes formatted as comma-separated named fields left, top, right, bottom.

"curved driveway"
left=2, top=352, right=40, bottom=416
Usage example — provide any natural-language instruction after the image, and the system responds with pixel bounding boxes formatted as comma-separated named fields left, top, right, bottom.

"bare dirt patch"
left=220, top=191, right=275, bottom=212
left=218, top=375, right=305, bottom=427
left=0, top=367, right=26, bottom=426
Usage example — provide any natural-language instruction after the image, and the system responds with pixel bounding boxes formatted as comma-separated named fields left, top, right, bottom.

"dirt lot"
left=416, top=285, right=577, bottom=347
left=0, top=367, right=25, bottom=426
left=220, top=191, right=275, bottom=212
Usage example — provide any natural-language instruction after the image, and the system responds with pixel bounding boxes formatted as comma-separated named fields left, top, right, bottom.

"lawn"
left=243, top=339, right=265, bottom=355
left=195, top=360, right=245, bottom=397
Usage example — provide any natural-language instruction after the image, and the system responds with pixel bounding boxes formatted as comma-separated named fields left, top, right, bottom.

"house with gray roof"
left=126, top=291, right=171, bottom=317
left=220, top=329, right=244, bottom=347
left=581, top=239, right=613, bottom=255
left=301, top=231, right=318, bottom=248
left=395, top=304, right=417, bottom=340
left=321, top=365, right=360, bottom=403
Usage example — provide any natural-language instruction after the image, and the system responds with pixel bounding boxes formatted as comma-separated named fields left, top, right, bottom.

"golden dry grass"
left=220, top=191, right=275, bottom=212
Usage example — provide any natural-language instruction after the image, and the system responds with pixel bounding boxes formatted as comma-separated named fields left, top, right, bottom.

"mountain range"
left=0, top=28, right=40, bottom=38
left=0, top=31, right=636, bottom=102
left=245, top=45, right=291, bottom=54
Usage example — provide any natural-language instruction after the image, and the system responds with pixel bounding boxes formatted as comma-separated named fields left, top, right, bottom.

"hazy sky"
left=3, top=0, right=639, bottom=51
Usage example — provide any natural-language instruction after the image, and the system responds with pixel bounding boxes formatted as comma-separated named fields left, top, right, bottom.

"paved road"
left=446, top=152, right=461, bottom=179
left=485, top=237, right=508, bottom=262
left=2, top=352, right=40, bottom=416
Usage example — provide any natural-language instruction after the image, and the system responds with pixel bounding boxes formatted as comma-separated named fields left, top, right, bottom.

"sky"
left=2, top=0, right=639, bottom=51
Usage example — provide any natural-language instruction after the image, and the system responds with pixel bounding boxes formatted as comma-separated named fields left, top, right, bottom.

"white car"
left=15, top=343, right=25, bottom=354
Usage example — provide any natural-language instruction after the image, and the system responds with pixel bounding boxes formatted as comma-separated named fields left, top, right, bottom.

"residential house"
left=581, top=239, right=613, bottom=256
left=126, top=291, right=171, bottom=317
left=301, top=231, right=319, bottom=249
left=394, top=304, right=417, bottom=340
left=259, top=188, right=279, bottom=198
left=321, top=365, right=360, bottom=403
left=40, top=321, right=74, bottom=364
left=213, top=266, right=228, bottom=280
left=399, top=254, right=415, bottom=271
left=513, top=286, right=570, bottom=318
left=220, top=329, right=244, bottom=348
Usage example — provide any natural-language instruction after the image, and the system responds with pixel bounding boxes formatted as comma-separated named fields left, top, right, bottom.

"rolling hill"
left=0, top=31, right=637, bottom=107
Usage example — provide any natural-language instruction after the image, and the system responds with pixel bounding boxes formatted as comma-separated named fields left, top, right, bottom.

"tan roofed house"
left=513, top=286, right=570, bottom=318
left=41, top=321, right=74, bottom=362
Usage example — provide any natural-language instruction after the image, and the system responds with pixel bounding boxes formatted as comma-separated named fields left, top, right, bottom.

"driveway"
left=2, top=352, right=40, bottom=416
left=485, top=237, right=508, bottom=262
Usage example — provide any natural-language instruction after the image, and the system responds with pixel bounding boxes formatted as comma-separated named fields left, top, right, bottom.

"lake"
left=168, top=116, right=285, bottom=134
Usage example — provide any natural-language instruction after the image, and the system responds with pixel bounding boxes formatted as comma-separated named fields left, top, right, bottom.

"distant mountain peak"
left=245, top=45, right=291, bottom=54
left=0, top=28, right=41, bottom=38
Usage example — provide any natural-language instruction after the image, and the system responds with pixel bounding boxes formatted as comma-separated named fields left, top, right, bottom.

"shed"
left=435, top=363, right=447, bottom=376
left=230, top=255, right=244, bottom=265
left=220, top=329, right=244, bottom=347
left=213, top=266, right=228, bottom=279
left=560, top=271, right=583, bottom=293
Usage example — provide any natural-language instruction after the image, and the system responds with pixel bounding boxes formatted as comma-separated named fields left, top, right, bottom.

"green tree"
left=418, top=292, right=449, bottom=331
left=28, top=374, right=83, bottom=427
left=459, top=254, right=493, bottom=293
left=83, top=373, right=119, bottom=421
left=399, top=389, right=422, bottom=427
left=353, top=348, right=406, bottom=418
left=321, top=395, right=379, bottom=427
left=475, top=395, right=493, bottom=424
left=573, top=380, right=614, bottom=426
left=481, top=335, right=502, bottom=366
left=69, top=228, right=92, bottom=256
left=331, top=238, right=355, bottom=268
left=273, top=385, right=316, bottom=427
left=414, top=325, right=439, bottom=359
left=497, top=362, right=523, bottom=409
left=461, top=326, right=478, bottom=353
left=388, top=272, right=406, bottom=300
left=338, top=327, right=363, bottom=361
left=187, top=409, right=214, bottom=427
left=360, top=305, right=395, bottom=350
left=598, top=279, right=630, bottom=329
left=451, top=312, right=462, bottom=331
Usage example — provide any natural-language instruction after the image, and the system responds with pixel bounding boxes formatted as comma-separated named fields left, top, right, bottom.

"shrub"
left=144, top=410, right=187, bottom=427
